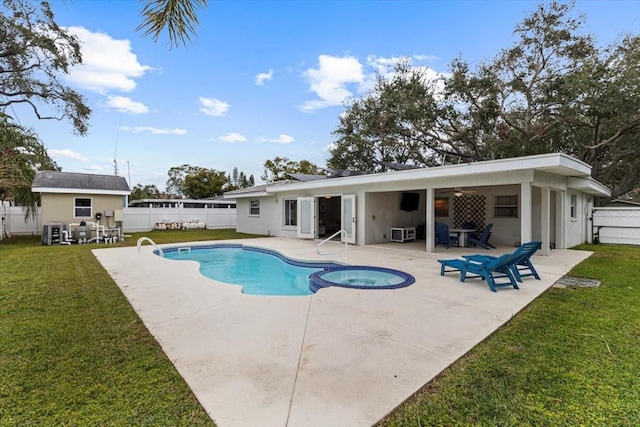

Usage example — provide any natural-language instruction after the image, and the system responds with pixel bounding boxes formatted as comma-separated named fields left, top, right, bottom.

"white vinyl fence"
left=122, top=206, right=236, bottom=232
left=0, top=203, right=42, bottom=240
left=589, top=207, right=640, bottom=246
left=1, top=202, right=236, bottom=239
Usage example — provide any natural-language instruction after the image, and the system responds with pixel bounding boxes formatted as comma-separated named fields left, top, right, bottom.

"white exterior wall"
left=235, top=197, right=284, bottom=237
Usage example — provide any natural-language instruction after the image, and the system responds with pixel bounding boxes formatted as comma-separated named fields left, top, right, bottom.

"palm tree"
left=0, top=114, right=58, bottom=220
left=137, top=0, right=209, bottom=49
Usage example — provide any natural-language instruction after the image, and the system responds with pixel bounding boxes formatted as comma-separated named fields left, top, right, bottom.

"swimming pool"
left=160, top=244, right=415, bottom=296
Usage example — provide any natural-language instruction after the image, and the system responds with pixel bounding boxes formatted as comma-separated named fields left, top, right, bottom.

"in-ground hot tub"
left=309, top=266, right=415, bottom=292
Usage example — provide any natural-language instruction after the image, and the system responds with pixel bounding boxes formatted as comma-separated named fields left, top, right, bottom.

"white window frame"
left=283, top=198, right=297, bottom=227
left=570, top=194, right=577, bottom=220
left=249, top=199, right=260, bottom=216
left=74, top=197, right=92, bottom=218
left=493, top=195, right=518, bottom=218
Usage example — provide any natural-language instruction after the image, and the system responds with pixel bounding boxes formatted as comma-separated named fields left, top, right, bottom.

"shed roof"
left=32, top=171, right=130, bottom=195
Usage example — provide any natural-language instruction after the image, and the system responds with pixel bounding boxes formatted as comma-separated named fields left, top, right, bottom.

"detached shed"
left=32, top=171, right=130, bottom=227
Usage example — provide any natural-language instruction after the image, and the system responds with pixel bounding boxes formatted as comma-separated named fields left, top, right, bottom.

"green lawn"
left=0, top=229, right=262, bottom=426
left=379, top=244, right=640, bottom=426
left=2, top=234, right=639, bottom=425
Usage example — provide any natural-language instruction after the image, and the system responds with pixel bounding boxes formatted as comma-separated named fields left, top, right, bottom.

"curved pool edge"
left=156, top=243, right=416, bottom=295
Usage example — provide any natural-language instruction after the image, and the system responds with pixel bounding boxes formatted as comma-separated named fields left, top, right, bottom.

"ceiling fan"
left=439, top=188, right=477, bottom=197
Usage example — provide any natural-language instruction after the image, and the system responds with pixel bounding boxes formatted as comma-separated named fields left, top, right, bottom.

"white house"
left=225, top=153, right=611, bottom=255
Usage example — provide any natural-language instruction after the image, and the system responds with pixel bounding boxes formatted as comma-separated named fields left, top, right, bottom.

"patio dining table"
left=449, top=228, right=476, bottom=247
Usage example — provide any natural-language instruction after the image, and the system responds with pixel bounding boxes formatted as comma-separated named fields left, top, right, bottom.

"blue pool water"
left=160, top=244, right=415, bottom=296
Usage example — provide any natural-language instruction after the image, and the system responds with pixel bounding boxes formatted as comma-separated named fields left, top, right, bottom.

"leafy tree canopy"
left=130, top=183, right=161, bottom=201
left=0, top=113, right=58, bottom=219
left=165, top=164, right=254, bottom=198
left=0, top=0, right=91, bottom=135
left=329, top=2, right=640, bottom=201
left=262, top=157, right=322, bottom=183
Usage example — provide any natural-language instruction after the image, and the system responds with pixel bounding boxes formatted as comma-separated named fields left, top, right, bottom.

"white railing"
left=137, top=237, right=164, bottom=257
left=316, top=229, right=348, bottom=259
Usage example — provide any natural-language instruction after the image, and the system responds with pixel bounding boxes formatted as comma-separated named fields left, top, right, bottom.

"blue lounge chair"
left=438, top=253, right=521, bottom=292
left=464, top=241, right=542, bottom=282
left=468, top=223, right=495, bottom=249
left=435, top=222, right=460, bottom=248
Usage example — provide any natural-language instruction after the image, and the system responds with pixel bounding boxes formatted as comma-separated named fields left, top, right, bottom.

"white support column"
left=540, top=187, right=551, bottom=255
left=426, top=188, right=435, bottom=253
left=520, top=182, right=533, bottom=244
left=555, top=190, right=565, bottom=249
left=356, top=191, right=366, bottom=246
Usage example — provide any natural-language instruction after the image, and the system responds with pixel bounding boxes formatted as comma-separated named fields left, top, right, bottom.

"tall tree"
left=329, top=2, right=640, bottom=201
left=182, top=168, right=227, bottom=199
left=165, top=164, right=202, bottom=197
left=261, top=157, right=322, bottom=183
left=0, top=0, right=91, bottom=135
left=329, top=60, right=453, bottom=172
left=130, top=183, right=161, bottom=200
left=0, top=114, right=58, bottom=220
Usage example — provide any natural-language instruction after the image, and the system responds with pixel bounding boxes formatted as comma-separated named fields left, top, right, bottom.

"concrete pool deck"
left=94, top=238, right=591, bottom=426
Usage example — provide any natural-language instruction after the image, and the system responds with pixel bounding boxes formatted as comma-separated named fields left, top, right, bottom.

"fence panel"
left=122, top=207, right=236, bottom=232
left=590, top=207, right=640, bottom=245
left=1, top=203, right=41, bottom=238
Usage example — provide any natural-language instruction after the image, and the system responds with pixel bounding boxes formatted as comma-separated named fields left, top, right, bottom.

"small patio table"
left=449, top=228, right=476, bottom=247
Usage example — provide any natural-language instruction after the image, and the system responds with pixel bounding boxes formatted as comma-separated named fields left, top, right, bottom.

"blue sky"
left=13, top=0, right=640, bottom=191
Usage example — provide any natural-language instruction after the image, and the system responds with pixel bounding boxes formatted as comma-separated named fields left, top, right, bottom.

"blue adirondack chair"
left=435, top=222, right=460, bottom=248
left=468, top=223, right=495, bottom=249
left=464, top=241, right=542, bottom=282
left=438, top=253, right=521, bottom=292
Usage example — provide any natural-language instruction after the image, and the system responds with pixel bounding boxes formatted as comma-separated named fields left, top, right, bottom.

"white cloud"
left=255, top=69, right=273, bottom=86
left=260, top=134, right=295, bottom=144
left=199, top=97, right=230, bottom=117
left=84, top=165, right=103, bottom=172
left=48, top=148, right=87, bottom=161
left=64, top=26, right=152, bottom=94
left=217, top=132, right=247, bottom=143
left=107, top=96, right=149, bottom=114
left=299, top=55, right=364, bottom=112
left=121, top=126, right=187, bottom=135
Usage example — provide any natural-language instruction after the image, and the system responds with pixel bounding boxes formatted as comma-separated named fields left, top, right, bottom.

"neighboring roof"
left=226, top=153, right=611, bottom=199
left=32, top=171, right=130, bottom=195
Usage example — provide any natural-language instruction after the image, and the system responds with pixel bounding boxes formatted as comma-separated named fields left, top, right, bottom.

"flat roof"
left=227, top=153, right=610, bottom=198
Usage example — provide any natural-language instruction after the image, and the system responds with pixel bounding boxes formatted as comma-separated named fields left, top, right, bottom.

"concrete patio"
left=93, top=238, right=591, bottom=426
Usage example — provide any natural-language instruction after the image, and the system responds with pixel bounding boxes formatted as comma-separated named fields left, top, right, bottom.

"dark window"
left=74, top=198, right=92, bottom=218
left=284, top=199, right=297, bottom=226
left=250, top=200, right=260, bottom=216
left=494, top=195, right=518, bottom=218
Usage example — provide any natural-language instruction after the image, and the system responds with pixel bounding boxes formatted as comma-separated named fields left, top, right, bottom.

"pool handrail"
left=137, top=236, right=164, bottom=257
left=316, top=229, right=347, bottom=259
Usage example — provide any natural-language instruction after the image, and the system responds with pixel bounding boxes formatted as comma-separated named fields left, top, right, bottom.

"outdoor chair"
left=438, top=253, right=521, bottom=292
left=435, top=222, right=460, bottom=248
left=463, top=241, right=542, bottom=282
left=468, top=223, right=495, bottom=249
